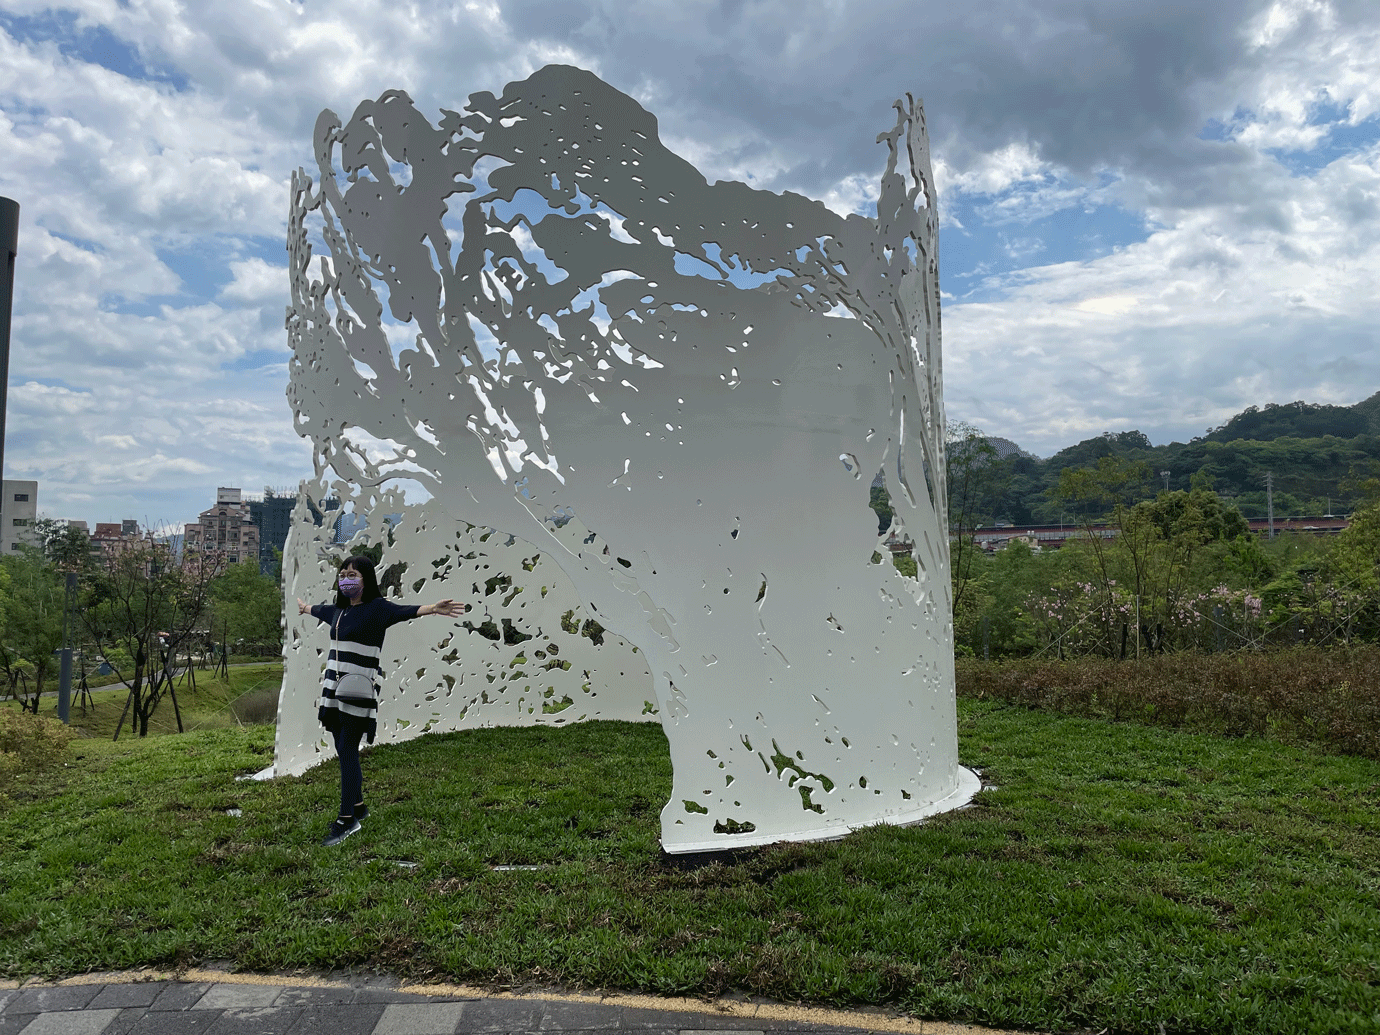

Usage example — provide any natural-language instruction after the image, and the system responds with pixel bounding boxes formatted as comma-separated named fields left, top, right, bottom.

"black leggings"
left=331, top=717, right=369, bottom=819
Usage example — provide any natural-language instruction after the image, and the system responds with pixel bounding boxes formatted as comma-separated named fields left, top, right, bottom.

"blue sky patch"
left=1268, top=116, right=1380, bottom=175
left=0, top=9, right=189, bottom=89
left=941, top=201, right=1150, bottom=303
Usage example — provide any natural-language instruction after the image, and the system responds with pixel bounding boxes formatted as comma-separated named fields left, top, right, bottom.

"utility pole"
left=1160, top=470, right=1171, bottom=492
left=0, top=196, right=18, bottom=484
left=1266, top=471, right=1275, bottom=539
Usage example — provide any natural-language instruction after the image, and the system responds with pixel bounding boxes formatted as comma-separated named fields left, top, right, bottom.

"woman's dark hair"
left=335, top=555, right=382, bottom=607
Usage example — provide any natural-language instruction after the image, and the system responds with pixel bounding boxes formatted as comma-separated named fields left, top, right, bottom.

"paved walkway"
left=0, top=970, right=1034, bottom=1035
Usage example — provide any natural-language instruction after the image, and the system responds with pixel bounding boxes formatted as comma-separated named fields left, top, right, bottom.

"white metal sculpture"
left=279, top=65, right=978, bottom=852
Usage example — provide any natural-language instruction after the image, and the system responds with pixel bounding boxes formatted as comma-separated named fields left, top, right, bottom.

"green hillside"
left=1202, top=395, right=1380, bottom=443
left=971, top=392, right=1380, bottom=526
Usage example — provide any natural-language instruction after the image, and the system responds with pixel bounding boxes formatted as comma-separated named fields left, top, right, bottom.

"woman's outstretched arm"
left=416, top=599, right=469, bottom=617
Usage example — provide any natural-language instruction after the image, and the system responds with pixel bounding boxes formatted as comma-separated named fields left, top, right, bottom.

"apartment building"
left=91, top=519, right=145, bottom=558
left=1, top=479, right=38, bottom=555
left=183, top=487, right=260, bottom=566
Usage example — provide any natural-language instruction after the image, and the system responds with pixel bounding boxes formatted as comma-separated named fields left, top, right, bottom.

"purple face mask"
left=338, top=576, right=363, bottom=597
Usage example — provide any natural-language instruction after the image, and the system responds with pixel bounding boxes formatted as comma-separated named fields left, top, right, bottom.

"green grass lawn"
left=2, top=663, right=284, bottom=739
left=2, top=701, right=1378, bottom=1035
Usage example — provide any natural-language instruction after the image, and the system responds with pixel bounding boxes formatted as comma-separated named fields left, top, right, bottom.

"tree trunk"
left=113, top=685, right=134, bottom=742
left=130, top=648, right=147, bottom=738
left=168, top=677, right=184, bottom=733
left=17, top=673, right=37, bottom=715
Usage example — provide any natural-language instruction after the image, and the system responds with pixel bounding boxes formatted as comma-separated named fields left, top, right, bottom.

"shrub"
left=956, top=645, right=1380, bottom=758
left=0, top=710, right=76, bottom=794
left=229, top=686, right=280, bottom=725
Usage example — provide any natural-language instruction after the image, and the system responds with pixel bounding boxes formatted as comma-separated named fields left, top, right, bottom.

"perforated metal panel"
left=278, top=65, right=977, bottom=852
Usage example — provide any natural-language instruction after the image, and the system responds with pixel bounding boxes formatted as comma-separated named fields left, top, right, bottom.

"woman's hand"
left=425, top=599, right=468, bottom=617
left=297, top=597, right=310, bottom=616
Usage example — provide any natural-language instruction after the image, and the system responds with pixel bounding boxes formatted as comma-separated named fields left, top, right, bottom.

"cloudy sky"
left=2, top=0, right=1378, bottom=525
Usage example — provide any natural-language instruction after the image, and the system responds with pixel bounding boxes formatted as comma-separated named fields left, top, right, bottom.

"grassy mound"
left=1, top=699, right=1378, bottom=1034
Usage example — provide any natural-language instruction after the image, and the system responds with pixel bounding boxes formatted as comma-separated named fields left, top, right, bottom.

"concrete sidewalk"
left=0, top=969, right=1034, bottom=1035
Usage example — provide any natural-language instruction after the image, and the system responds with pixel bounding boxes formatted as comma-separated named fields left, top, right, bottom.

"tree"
left=1117, top=489, right=1247, bottom=653
left=0, top=548, right=66, bottom=714
left=947, top=421, right=1006, bottom=616
left=209, top=559, right=283, bottom=648
left=1317, top=495, right=1380, bottom=642
left=1051, top=456, right=1153, bottom=653
left=82, top=539, right=224, bottom=738
left=31, top=518, right=96, bottom=571
left=972, top=539, right=1045, bottom=657
left=868, top=484, right=893, bottom=535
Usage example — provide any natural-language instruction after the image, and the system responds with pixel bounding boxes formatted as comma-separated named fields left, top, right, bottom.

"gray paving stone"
left=678, top=1030, right=765, bottom=1035
left=119, top=1008, right=221, bottom=1034
left=540, top=1001, right=623, bottom=1030
left=455, top=1000, right=545, bottom=1032
left=204, top=1006, right=304, bottom=1034
left=14, top=1008, right=122, bottom=1035
left=89, top=984, right=168, bottom=1009
left=0, top=1015, right=36, bottom=1035
left=285, top=1002, right=387, bottom=1035
left=374, top=1001, right=467, bottom=1034
left=375, top=1004, right=466, bottom=1035
left=96, top=1007, right=152, bottom=1035
left=148, top=982, right=215, bottom=1011
left=196, top=984, right=284, bottom=1010
left=6, top=985, right=100, bottom=1014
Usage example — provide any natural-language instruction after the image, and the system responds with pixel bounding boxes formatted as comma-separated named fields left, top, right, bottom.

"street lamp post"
left=0, top=196, right=18, bottom=484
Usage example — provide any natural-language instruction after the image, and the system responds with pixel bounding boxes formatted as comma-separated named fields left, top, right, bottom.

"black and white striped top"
left=309, top=598, right=421, bottom=722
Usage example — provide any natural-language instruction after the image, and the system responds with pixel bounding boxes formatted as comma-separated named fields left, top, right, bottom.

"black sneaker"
left=321, top=816, right=361, bottom=846
left=354, top=804, right=369, bottom=821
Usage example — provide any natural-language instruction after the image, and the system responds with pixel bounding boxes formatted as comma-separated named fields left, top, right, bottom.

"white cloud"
left=1073, top=294, right=1139, bottom=316
left=1, top=0, right=1378, bottom=522
left=220, top=256, right=287, bottom=306
left=935, top=141, right=1049, bottom=198
left=944, top=137, right=1380, bottom=453
left=818, top=173, right=879, bottom=218
left=1224, top=0, right=1380, bottom=152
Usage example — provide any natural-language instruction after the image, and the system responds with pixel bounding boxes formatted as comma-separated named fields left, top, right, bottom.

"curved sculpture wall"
left=276, top=479, right=659, bottom=780
left=278, top=64, right=977, bottom=852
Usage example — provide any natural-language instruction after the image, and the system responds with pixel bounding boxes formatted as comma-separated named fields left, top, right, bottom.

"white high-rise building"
left=1, top=479, right=38, bottom=555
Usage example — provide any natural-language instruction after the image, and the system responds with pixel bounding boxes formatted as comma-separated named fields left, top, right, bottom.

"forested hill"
left=983, top=391, right=1380, bottom=526
left=1201, top=393, right=1380, bottom=443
